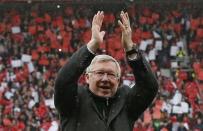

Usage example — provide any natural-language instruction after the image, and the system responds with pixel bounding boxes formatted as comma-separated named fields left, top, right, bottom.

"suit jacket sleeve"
left=126, top=51, right=159, bottom=121
left=54, top=45, right=95, bottom=117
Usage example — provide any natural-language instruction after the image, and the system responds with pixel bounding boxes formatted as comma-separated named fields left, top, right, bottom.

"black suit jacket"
left=54, top=45, right=158, bottom=131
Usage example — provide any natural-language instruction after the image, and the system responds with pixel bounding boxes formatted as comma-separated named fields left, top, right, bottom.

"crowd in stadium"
left=0, top=1, right=202, bottom=131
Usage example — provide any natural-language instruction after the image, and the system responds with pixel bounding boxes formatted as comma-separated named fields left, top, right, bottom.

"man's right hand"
left=87, top=11, right=105, bottom=53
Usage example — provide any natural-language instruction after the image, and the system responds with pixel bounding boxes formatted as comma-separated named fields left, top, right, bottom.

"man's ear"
left=85, top=73, right=90, bottom=83
left=117, top=78, right=121, bottom=86
left=118, top=78, right=121, bottom=83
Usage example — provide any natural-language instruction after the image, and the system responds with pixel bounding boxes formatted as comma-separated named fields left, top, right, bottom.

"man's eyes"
left=96, top=71, right=105, bottom=75
left=96, top=71, right=116, bottom=76
left=108, top=73, right=116, bottom=77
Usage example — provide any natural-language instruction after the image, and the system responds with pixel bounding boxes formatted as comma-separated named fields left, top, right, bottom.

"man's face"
left=86, top=61, right=120, bottom=98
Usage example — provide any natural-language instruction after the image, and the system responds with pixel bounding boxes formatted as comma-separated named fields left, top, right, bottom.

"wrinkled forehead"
left=91, top=60, right=118, bottom=71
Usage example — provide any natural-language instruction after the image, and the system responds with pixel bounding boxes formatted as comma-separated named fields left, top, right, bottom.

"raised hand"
left=87, top=11, right=105, bottom=52
left=118, top=11, right=134, bottom=51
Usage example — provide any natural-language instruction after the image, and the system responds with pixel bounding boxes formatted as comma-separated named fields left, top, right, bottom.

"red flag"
left=39, top=55, right=49, bottom=66
left=141, top=31, right=152, bottom=39
left=0, top=23, right=6, bottom=33
left=152, top=13, right=160, bottom=21
left=139, top=16, right=147, bottom=25
left=12, top=15, right=21, bottom=26
left=37, top=25, right=44, bottom=32
left=190, top=18, right=200, bottom=30
left=82, top=29, right=91, bottom=43
left=78, top=18, right=86, bottom=28
left=44, top=13, right=51, bottom=23
left=35, top=17, right=44, bottom=24
left=173, top=24, right=182, bottom=33
left=31, top=50, right=39, bottom=60
left=28, top=25, right=37, bottom=35
left=196, top=28, right=203, bottom=38
left=197, top=70, right=203, bottom=81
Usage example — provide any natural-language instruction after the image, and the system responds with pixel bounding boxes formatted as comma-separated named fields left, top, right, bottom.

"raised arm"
left=54, top=11, right=105, bottom=117
left=118, top=11, right=159, bottom=120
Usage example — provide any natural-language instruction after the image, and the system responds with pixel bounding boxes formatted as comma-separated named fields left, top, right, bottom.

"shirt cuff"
left=127, top=53, right=139, bottom=60
left=87, top=46, right=96, bottom=55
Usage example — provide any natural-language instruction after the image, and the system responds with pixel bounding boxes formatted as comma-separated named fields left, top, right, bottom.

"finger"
left=120, top=12, right=124, bottom=24
left=93, top=13, right=98, bottom=24
left=98, top=11, right=104, bottom=27
left=100, top=31, right=106, bottom=38
left=125, top=12, right=129, bottom=21
left=95, top=11, right=100, bottom=24
left=96, top=11, right=100, bottom=17
left=92, top=14, right=96, bottom=25
left=120, top=11, right=124, bottom=21
left=118, top=20, right=125, bottom=31
left=120, top=11, right=128, bottom=26
left=125, top=12, right=131, bottom=26
left=94, top=11, right=103, bottom=31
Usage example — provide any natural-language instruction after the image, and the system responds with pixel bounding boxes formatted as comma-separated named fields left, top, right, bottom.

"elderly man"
left=54, top=11, right=158, bottom=131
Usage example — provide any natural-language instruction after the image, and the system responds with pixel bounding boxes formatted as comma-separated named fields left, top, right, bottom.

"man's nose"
left=101, top=73, right=109, bottom=80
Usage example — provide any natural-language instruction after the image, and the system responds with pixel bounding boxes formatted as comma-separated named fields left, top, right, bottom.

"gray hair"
left=86, top=55, right=121, bottom=78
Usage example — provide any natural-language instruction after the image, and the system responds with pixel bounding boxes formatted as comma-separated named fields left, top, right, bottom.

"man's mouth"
left=97, top=81, right=112, bottom=90
left=99, top=86, right=111, bottom=89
